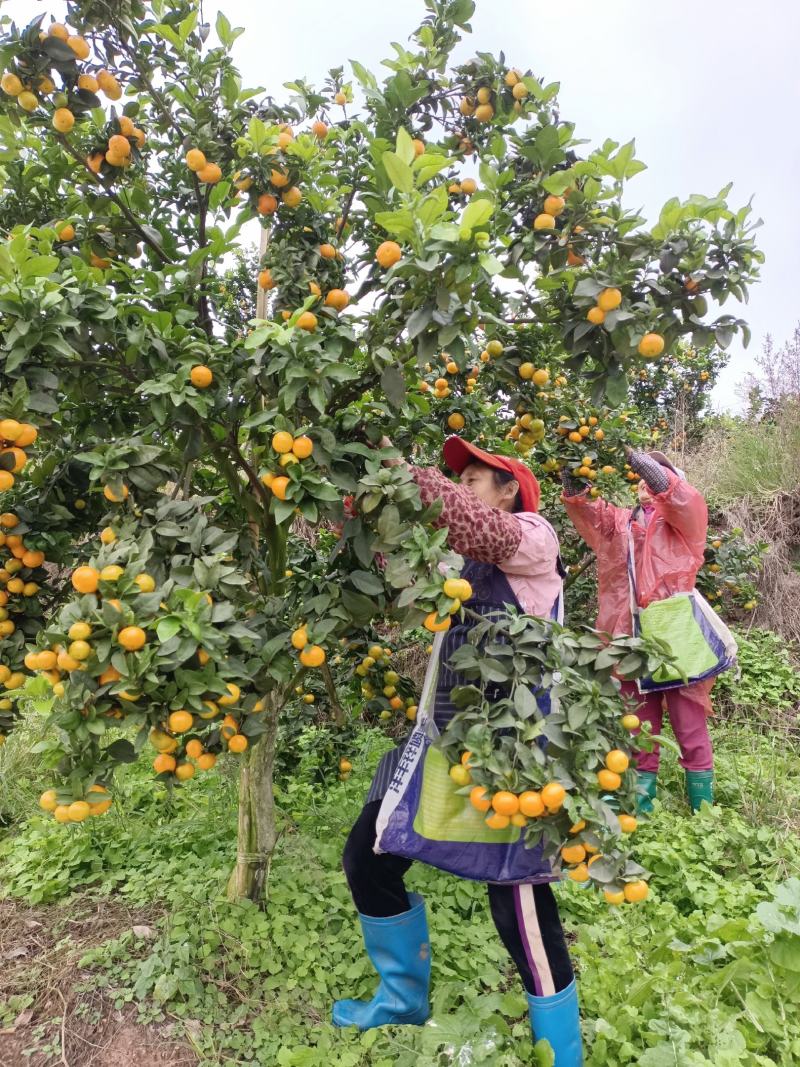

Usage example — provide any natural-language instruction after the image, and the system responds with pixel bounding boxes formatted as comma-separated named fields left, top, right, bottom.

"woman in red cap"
left=333, top=436, right=584, bottom=1067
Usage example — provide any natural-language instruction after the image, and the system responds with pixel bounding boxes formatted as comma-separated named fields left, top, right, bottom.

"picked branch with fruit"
left=437, top=608, right=680, bottom=904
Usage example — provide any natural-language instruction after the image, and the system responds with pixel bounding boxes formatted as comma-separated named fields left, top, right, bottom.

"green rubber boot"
left=636, top=771, right=658, bottom=814
left=686, top=769, right=714, bottom=812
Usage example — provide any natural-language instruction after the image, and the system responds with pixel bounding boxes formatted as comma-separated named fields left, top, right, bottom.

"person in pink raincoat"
left=561, top=448, right=714, bottom=812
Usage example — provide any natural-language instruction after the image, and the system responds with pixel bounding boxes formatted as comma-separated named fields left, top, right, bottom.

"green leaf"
left=381, top=366, right=407, bottom=409
left=461, top=198, right=494, bottom=230
left=395, top=127, right=415, bottom=165
left=382, top=151, right=413, bottom=193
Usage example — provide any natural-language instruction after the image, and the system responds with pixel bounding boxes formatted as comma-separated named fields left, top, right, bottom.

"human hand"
left=379, top=436, right=403, bottom=467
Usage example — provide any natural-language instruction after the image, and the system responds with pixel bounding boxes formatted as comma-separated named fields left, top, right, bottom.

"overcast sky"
left=7, top=0, right=800, bottom=409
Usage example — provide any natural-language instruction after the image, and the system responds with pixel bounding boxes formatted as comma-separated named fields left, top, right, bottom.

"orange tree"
left=0, top=0, right=761, bottom=901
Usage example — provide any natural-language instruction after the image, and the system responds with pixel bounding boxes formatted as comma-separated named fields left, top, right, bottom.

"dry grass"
left=0, top=896, right=195, bottom=1067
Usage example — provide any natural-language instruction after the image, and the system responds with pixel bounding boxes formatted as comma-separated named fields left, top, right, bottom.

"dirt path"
left=0, top=897, right=197, bottom=1067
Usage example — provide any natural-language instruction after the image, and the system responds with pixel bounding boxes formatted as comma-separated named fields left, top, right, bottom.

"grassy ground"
left=1, top=702, right=800, bottom=1067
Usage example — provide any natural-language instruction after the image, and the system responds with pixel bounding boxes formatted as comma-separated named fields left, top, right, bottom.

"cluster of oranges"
left=185, top=147, right=222, bottom=186
left=420, top=350, right=484, bottom=406
left=0, top=511, right=46, bottom=675
left=0, top=418, right=37, bottom=492
left=1, top=22, right=120, bottom=115
left=422, top=576, right=473, bottom=634
left=290, top=624, right=326, bottom=669
left=458, top=68, right=532, bottom=124
left=456, top=766, right=568, bottom=828
left=260, top=430, right=314, bottom=503
left=353, top=643, right=418, bottom=723
left=87, top=115, right=145, bottom=173
left=39, top=783, right=112, bottom=822
left=147, top=689, right=252, bottom=780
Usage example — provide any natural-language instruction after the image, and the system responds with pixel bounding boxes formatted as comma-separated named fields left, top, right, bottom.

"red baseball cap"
left=443, top=436, right=541, bottom=513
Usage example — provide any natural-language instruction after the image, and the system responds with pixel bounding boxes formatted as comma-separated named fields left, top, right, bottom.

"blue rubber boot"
left=686, top=769, right=714, bottom=812
left=332, top=893, right=431, bottom=1029
left=636, top=771, right=658, bottom=814
left=527, top=979, right=584, bottom=1066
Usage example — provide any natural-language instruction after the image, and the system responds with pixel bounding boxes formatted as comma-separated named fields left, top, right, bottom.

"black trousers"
left=342, top=801, right=574, bottom=997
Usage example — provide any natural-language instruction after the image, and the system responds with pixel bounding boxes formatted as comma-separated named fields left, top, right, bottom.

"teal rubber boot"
left=686, top=769, right=714, bottom=812
left=527, top=979, right=584, bottom=1066
left=332, top=893, right=431, bottom=1030
left=636, top=771, right=658, bottom=814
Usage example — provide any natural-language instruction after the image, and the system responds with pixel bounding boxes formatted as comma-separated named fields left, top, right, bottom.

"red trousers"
left=620, top=680, right=714, bottom=774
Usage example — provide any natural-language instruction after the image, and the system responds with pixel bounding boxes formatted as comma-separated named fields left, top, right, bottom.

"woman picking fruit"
left=562, top=448, right=714, bottom=813
left=333, top=435, right=583, bottom=1067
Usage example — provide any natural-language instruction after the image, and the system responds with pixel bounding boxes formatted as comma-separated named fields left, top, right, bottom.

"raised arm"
left=628, top=450, right=708, bottom=550
left=410, top=466, right=522, bottom=564
left=560, top=470, right=628, bottom=552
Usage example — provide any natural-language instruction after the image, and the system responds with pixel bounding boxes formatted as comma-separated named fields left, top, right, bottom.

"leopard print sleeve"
left=410, top=466, right=523, bottom=563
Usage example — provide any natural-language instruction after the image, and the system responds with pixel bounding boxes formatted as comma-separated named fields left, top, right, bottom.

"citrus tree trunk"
left=226, top=699, right=279, bottom=904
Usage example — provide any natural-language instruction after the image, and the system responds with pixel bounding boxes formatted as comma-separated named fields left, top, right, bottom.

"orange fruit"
left=108, top=134, right=131, bottom=158
left=543, top=195, right=566, bottom=217
left=39, top=789, right=58, bottom=811
left=296, top=312, right=318, bottom=332
left=491, top=791, right=520, bottom=816
left=197, top=753, right=217, bottom=771
left=587, top=306, right=605, bottom=325
left=48, top=23, right=70, bottom=40
left=53, top=805, right=72, bottom=823
left=1, top=72, right=23, bottom=96
left=78, top=73, right=99, bottom=92
left=14, top=424, right=36, bottom=447
left=68, top=800, right=91, bottom=822
left=197, top=162, right=222, bottom=184
left=638, top=332, right=665, bottom=358
left=375, top=241, right=402, bottom=269
left=185, top=739, right=204, bottom=759
left=0, top=419, right=21, bottom=442
left=561, top=843, right=586, bottom=865
left=257, top=193, right=278, bottom=215
left=190, top=365, right=213, bottom=388
left=604, top=888, right=626, bottom=906
left=72, top=566, right=99, bottom=594
left=118, top=626, right=146, bottom=651
left=541, top=782, right=566, bottom=810
left=469, top=786, right=492, bottom=812
left=67, top=35, right=90, bottom=59
left=291, top=625, right=308, bottom=650
left=269, top=168, right=290, bottom=188
left=258, top=269, right=275, bottom=290
left=423, top=612, right=451, bottom=633
left=291, top=436, right=313, bottom=459
left=319, top=243, right=337, bottom=259
left=52, top=107, right=75, bottom=133
left=597, top=768, right=622, bottom=791
left=474, top=103, right=494, bottom=122
left=228, top=734, right=248, bottom=753
left=218, top=682, right=240, bottom=706
left=271, top=476, right=290, bottom=500
left=281, top=186, right=302, bottom=207
left=272, top=430, right=294, bottom=454
left=325, top=288, right=350, bottom=311
left=569, top=820, right=586, bottom=835
left=448, top=412, right=465, bottom=430
left=567, top=863, right=589, bottom=883
left=103, top=483, right=128, bottom=502
left=621, top=713, right=640, bottom=731
left=99, top=527, right=117, bottom=545
left=38, top=650, right=57, bottom=670
left=299, top=644, right=326, bottom=668
left=98, top=665, right=121, bottom=684
left=22, top=549, right=44, bottom=567
left=623, top=880, right=649, bottom=903
left=485, top=811, right=510, bottom=830
left=605, top=750, right=630, bottom=774
left=618, top=814, right=638, bottom=834
left=168, top=709, right=194, bottom=733
left=175, top=762, right=195, bottom=781
left=449, top=764, right=471, bottom=787
left=134, top=573, right=155, bottom=592
left=153, top=753, right=176, bottom=774
left=312, top=119, right=328, bottom=138
left=533, top=212, right=556, bottom=230
left=597, top=287, right=622, bottom=312
left=519, top=791, right=545, bottom=817
left=460, top=178, right=477, bottom=196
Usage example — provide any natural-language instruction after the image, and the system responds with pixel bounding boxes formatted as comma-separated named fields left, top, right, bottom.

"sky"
left=6, top=0, right=800, bottom=409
